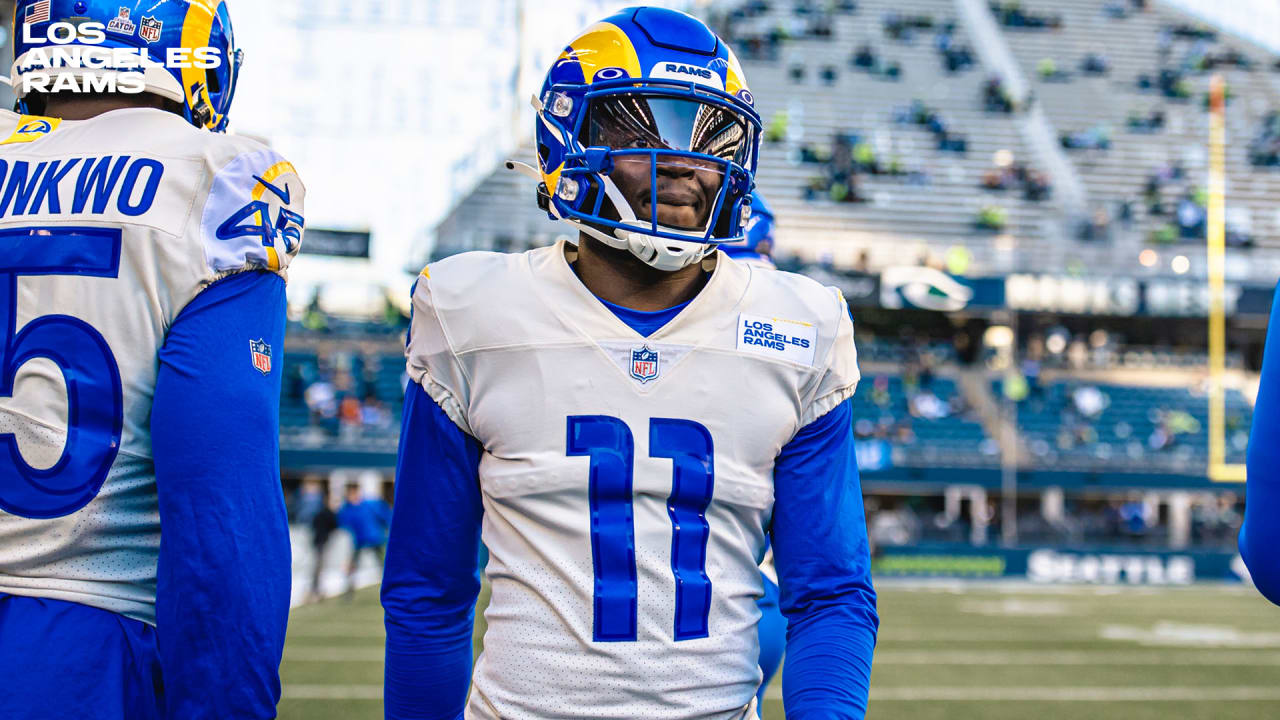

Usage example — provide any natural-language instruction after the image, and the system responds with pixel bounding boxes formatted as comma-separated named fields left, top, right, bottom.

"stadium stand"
left=854, top=370, right=1000, bottom=467
left=997, top=376, right=1251, bottom=472
left=999, top=0, right=1280, bottom=262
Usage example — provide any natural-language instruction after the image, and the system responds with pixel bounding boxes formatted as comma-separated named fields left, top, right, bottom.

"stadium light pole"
left=1206, top=73, right=1245, bottom=483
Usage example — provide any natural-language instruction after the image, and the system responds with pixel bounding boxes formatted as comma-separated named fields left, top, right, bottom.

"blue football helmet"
left=722, top=190, right=775, bottom=261
left=527, top=7, right=761, bottom=271
left=11, top=0, right=242, bottom=132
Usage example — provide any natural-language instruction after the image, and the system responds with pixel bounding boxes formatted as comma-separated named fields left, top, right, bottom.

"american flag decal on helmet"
left=24, top=1, right=50, bottom=24
left=250, top=339, right=272, bottom=375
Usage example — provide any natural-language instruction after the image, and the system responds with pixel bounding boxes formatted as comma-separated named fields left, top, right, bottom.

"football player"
left=383, top=7, right=877, bottom=720
left=1242, top=284, right=1280, bottom=605
left=0, top=2, right=305, bottom=718
left=723, top=190, right=777, bottom=270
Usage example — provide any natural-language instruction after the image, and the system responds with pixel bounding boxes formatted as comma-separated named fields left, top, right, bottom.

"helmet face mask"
left=11, top=0, right=241, bottom=133
left=531, top=8, right=762, bottom=272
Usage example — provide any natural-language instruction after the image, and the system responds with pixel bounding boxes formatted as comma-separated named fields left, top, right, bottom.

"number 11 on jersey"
left=567, top=415, right=715, bottom=643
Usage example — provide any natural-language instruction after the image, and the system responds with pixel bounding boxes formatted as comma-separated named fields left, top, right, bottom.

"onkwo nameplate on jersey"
left=737, top=313, right=817, bottom=366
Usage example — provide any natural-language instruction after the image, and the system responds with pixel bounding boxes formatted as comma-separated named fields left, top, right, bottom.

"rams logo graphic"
left=17, top=119, right=52, bottom=136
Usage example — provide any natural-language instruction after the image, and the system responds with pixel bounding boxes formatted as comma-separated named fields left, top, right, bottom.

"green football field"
left=278, top=582, right=1280, bottom=719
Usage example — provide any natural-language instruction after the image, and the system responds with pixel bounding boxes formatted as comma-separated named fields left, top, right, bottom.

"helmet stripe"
left=180, top=1, right=218, bottom=129
left=723, top=45, right=748, bottom=97
left=562, top=22, right=641, bottom=81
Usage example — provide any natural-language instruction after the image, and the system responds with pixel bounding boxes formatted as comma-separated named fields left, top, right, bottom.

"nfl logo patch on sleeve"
left=250, top=339, right=272, bottom=375
left=737, top=313, right=817, bottom=365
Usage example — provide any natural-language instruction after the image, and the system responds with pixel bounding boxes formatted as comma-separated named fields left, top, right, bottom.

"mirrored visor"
left=607, top=154, right=730, bottom=232
left=587, top=93, right=751, bottom=165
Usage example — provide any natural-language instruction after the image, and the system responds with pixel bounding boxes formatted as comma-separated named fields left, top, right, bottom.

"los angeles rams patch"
left=737, top=313, right=817, bottom=365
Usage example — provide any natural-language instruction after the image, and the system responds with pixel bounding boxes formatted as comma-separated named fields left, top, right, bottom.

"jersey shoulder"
left=0, top=109, right=306, bottom=278
left=740, top=265, right=851, bottom=356
left=413, top=247, right=547, bottom=353
left=0, top=107, right=249, bottom=160
left=197, top=132, right=306, bottom=277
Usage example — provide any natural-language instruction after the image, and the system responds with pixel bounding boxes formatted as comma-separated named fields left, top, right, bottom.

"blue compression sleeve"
left=382, top=381, right=485, bottom=720
left=152, top=270, right=292, bottom=719
left=771, top=399, right=878, bottom=719
left=1242, top=280, right=1280, bottom=605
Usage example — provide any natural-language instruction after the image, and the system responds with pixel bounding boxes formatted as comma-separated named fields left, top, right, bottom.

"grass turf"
left=278, top=582, right=1280, bottom=719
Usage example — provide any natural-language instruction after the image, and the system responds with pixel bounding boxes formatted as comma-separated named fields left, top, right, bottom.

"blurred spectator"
left=1137, top=68, right=1191, bottom=100
left=897, top=100, right=968, bottom=152
left=1060, top=125, right=1111, bottom=150
left=1176, top=190, right=1207, bottom=239
left=1075, top=206, right=1112, bottom=241
left=338, top=485, right=392, bottom=600
left=764, top=110, right=789, bottom=144
left=788, top=61, right=805, bottom=84
left=1080, top=52, right=1109, bottom=75
left=1036, top=57, right=1069, bottom=82
left=975, top=204, right=1009, bottom=231
left=1168, top=23, right=1215, bottom=41
left=308, top=490, right=340, bottom=602
left=1125, top=108, right=1165, bottom=133
left=305, top=374, right=338, bottom=431
left=983, top=77, right=1015, bottom=113
left=882, top=11, right=934, bottom=43
left=302, top=288, right=330, bottom=333
left=935, top=23, right=975, bottom=73
left=1249, top=111, right=1280, bottom=167
left=991, top=2, right=1062, bottom=30
left=853, top=42, right=876, bottom=69
left=361, top=391, right=391, bottom=429
left=851, top=43, right=902, bottom=80
left=980, top=154, right=1052, bottom=201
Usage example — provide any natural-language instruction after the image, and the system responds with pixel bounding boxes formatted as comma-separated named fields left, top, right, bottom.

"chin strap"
left=504, top=160, right=541, bottom=181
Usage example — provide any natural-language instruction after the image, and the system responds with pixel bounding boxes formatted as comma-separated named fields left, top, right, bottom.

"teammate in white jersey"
left=0, top=2, right=305, bottom=718
left=383, top=8, right=877, bottom=720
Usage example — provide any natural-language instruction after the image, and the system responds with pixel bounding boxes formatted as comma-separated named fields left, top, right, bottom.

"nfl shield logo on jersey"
left=139, top=16, right=163, bottom=43
left=630, top=346, right=659, bottom=383
left=250, top=339, right=272, bottom=375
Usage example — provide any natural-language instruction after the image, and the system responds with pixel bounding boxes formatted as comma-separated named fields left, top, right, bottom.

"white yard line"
left=873, top=650, right=1280, bottom=665
left=285, top=624, right=387, bottom=638
left=283, top=647, right=385, bottom=662
left=762, top=686, right=1280, bottom=702
left=283, top=685, right=383, bottom=700
left=281, top=647, right=1280, bottom=665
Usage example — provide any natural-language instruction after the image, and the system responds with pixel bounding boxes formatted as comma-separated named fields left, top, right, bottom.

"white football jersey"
left=0, top=108, right=305, bottom=625
left=728, top=253, right=777, bottom=271
left=406, top=240, right=858, bottom=719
